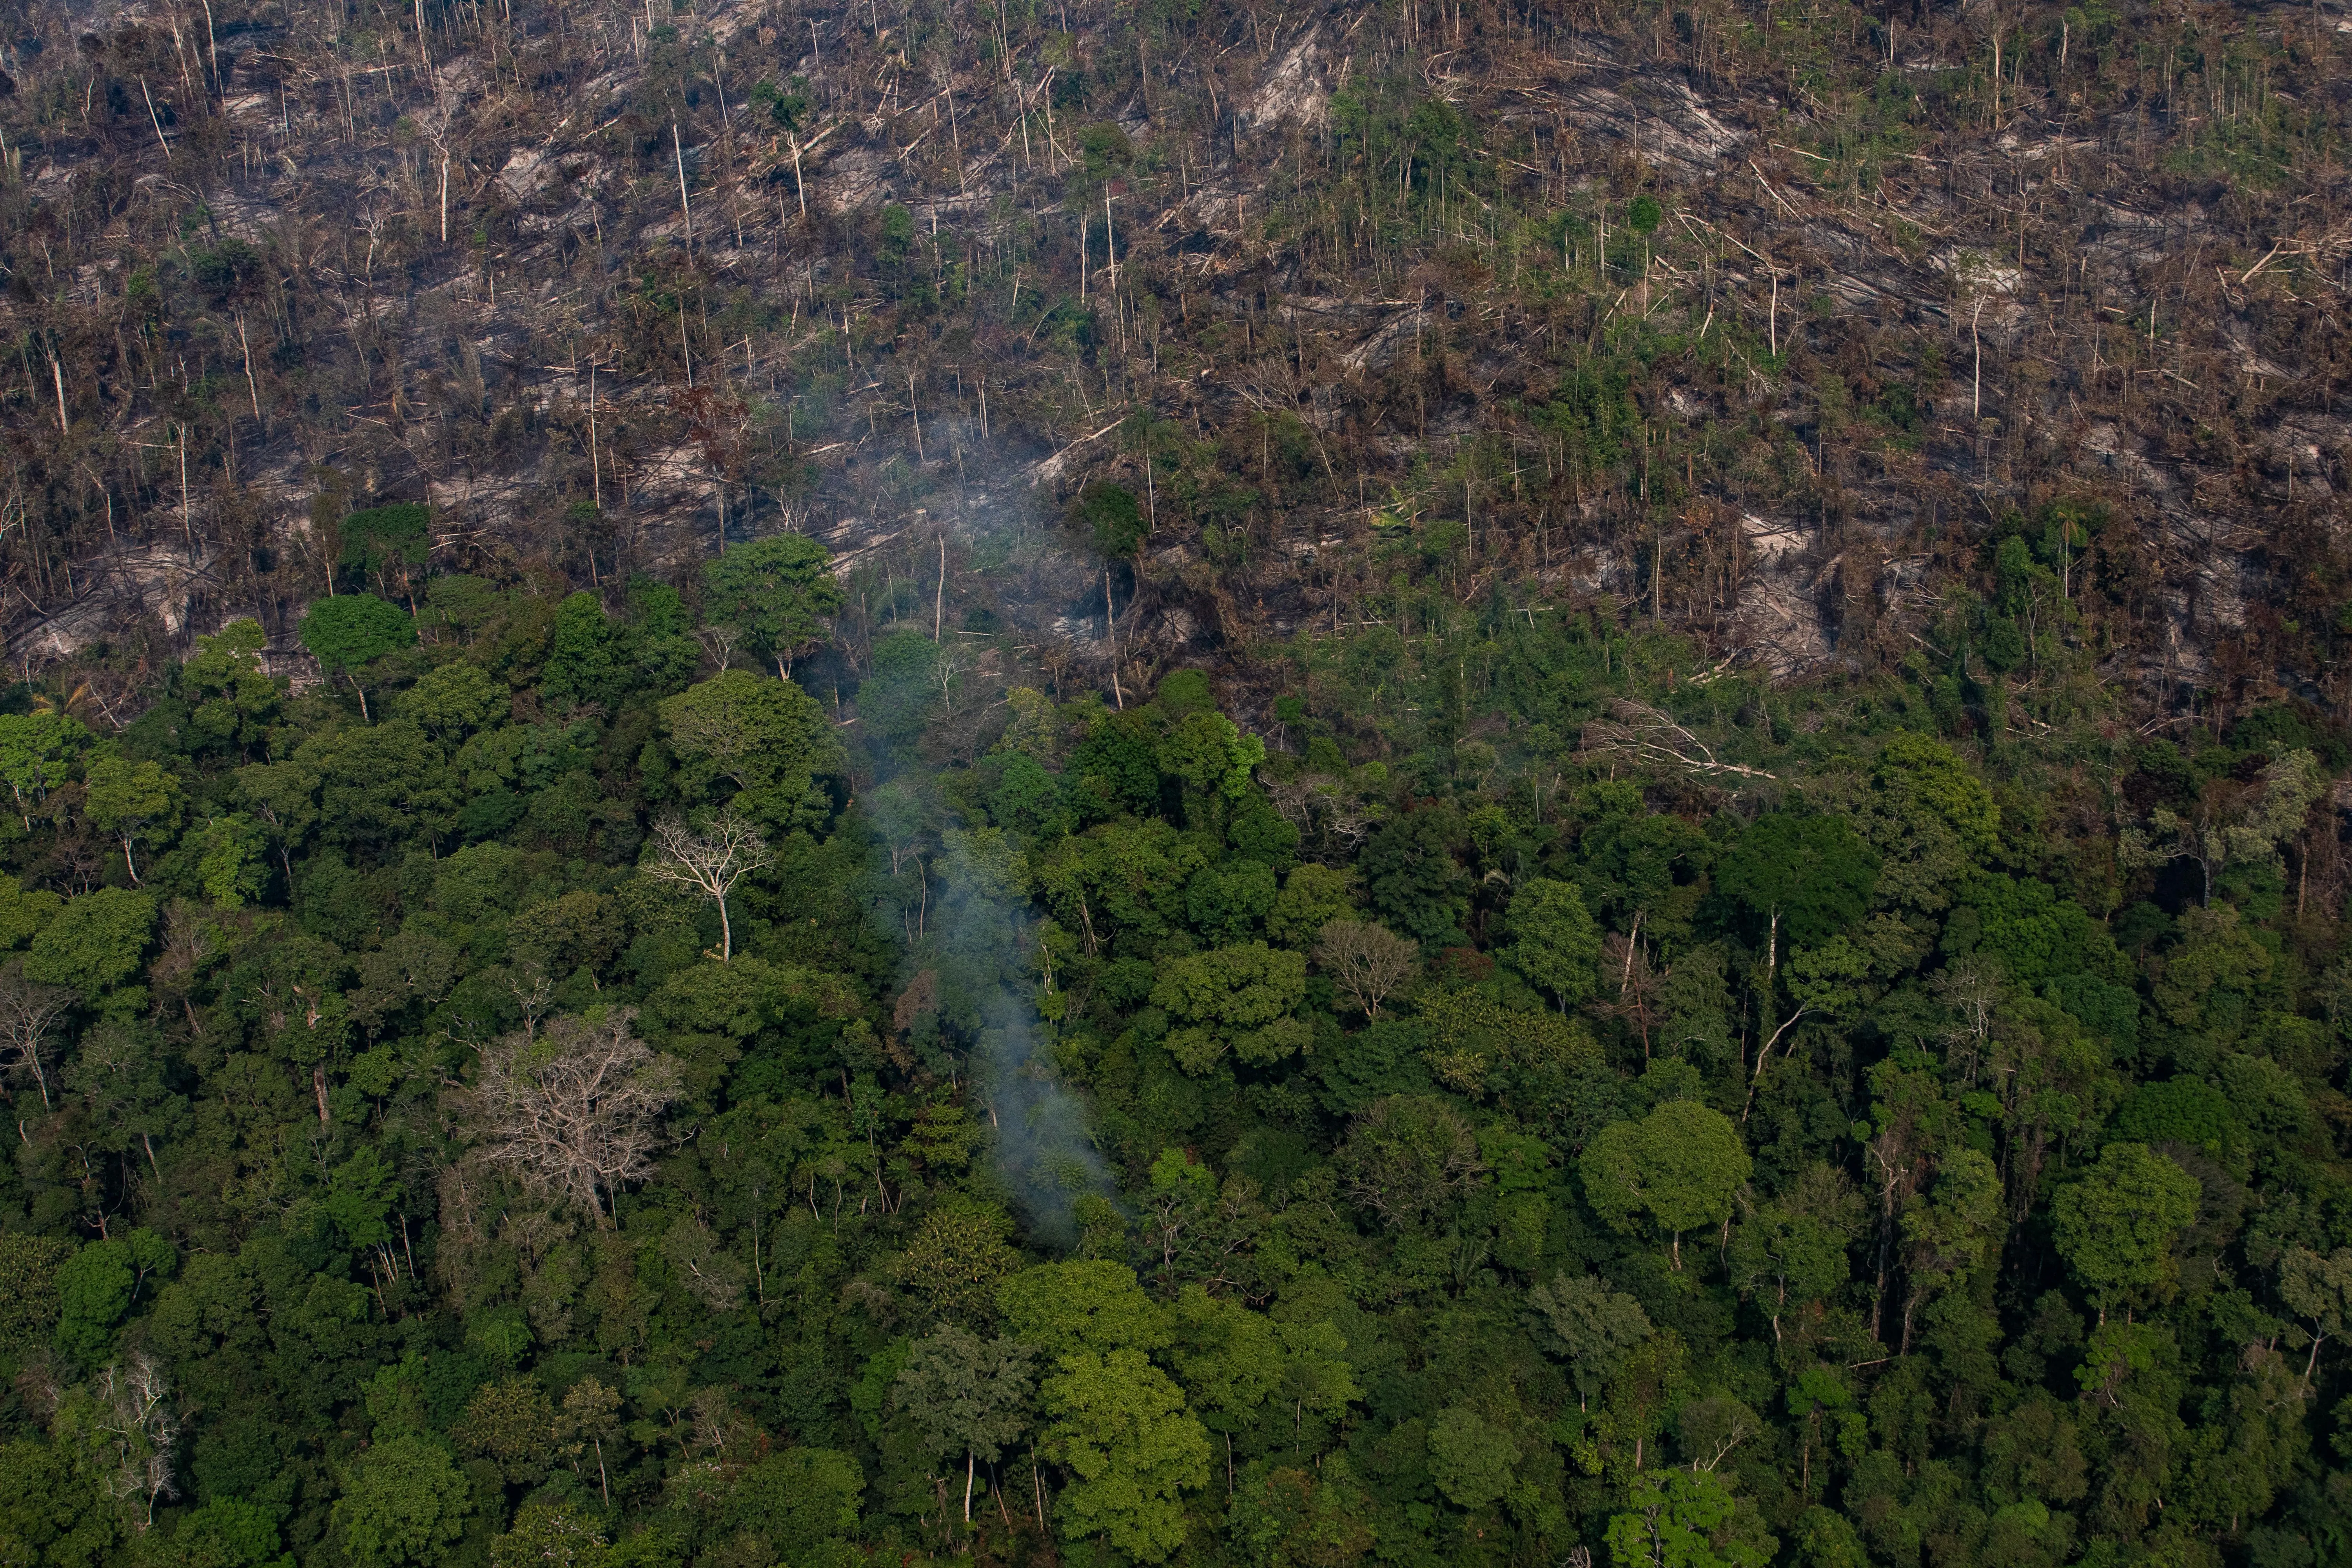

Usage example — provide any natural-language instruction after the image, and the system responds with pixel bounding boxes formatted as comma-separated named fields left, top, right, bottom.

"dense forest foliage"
left=0, top=531, right=2350, bottom=1568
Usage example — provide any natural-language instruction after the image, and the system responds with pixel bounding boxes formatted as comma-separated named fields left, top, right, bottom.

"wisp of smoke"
left=931, top=827, right=1112, bottom=1249
left=849, top=406, right=1116, bottom=1247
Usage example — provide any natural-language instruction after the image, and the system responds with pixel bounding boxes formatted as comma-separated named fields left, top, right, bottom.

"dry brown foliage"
left=1313, top=918, right=1419, bottom=1021
left=466, top=1008, right=681, bottom=1227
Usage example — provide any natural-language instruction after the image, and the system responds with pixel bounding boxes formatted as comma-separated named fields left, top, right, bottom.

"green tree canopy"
left=1150, top=941, right=1309, bottom=1074
left=25, top=889, right=158, bottom=1000
left=397, top=660, right=507, bottom=739
left=1000, top=1260, right=1171, bottom=1357
left=0, top=881, right=62, bottom=953
left=1426, top=1405, right=1519, bottom=1510
left=53, top=1230, right=175, bottom=1365
left=488, top=1502, right=606, bottom=1568
left=1158, top=710, right=1266, bottom=816
left=0, top=1234, right=71, bottom=1354
left=1268, top=864, right=1357, bottom=949
left=331, top=1433, right=472, bottom=1568
left=299, top=593, right=415, bottom=671
left=1038, top=1347, right=1211, bottom=1563
left=0, top=1436, right=118, bottom=1566
left=2280, top=1246, right=2352, bottom=1387
left=456, top=1376, right=559, bottom=1485
left=179, top=619, right=281, bottom=758
left=336, top=503, right=431, bottom=597
left=172, top=1498, right=290, bottom=1568
left=1789, top=1505, right=1868, bottom=1568
left=1726, top=1166, right=1862, bottom=1342
left=659, top=669, right=838, bottom=828
left=1604, top=1467, right=1777, bottom=1568
left=715, top=1448, right=864, bottom=1563
left=702, top=534, right=845, bottom=675
left=2051, top=1141, right=2200, bottom=1317
left=82, top=754, right=183, bottom=886
left=295, top=721, right=459, bottom=860
left=1359, top=811, right=1470, bottom=946
left=893, top=1326, right=1036, bottom=1519
left=1076, top=481, right=1147, bottom=558
left=0, top=713, right=87, bottom=830
left=1168, top=1284, right=1281, bottom=1434
left=1529, top=1272, right=1653, bottom=1407
left=1900, top=1148, right=2005, bottom=1309
left=1227, top=1465, right=1375, bottom=1568
left=1716, top=812, right=1880, bottom=950
left=1504, top=876, right=1603, bottom=1008
left=298, top=594, right=416, bottom=720
left=541, top=590, right=619, bottom=709
left=1581, top=1100, right=1753, bottom=1268
left=858, top=630, right=942, bottom=747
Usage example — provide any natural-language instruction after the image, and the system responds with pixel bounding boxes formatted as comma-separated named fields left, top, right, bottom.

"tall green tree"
left=1075, top=482, right=1147, bottom=559
left=53, top=1230, right=175, bottom=1365
left=1150, top=942, right=1309, bottom=1073
left=1530, top=1272, right=1653, bottom=1409
left=541, top=591, right=619, bottom=709
left=659, top=669, right=839, bottom=828
left=1895, top=1148, right=2004, bottom=1349
left=1715, top=813, right=1879, bottom=964
left=25, top=889, right=157, bottom=1001
left=81, top=754, right=182, bottom=886
left=1604, top=1468, right=1777, bottom=1568
left=1727, top=1165, right=1862, bottom=1344
left=1581, top=1100, right=1753, bottom=1269
left=0, top=713, right=86, bottom=832
left=702, top=534, right=844, bottom=676
left=1038, top=1347, right=1211, bottom=1563
left=1000, top=1261, right=1172, bottom=1357
left=1504, top=876, right=1602, bottom=1009
left=178, top=619, right=281, bottom=759
left=713, top=1449, right=864, bottom=1563
left=1358, top=812, right=1470, bottom=946
left=489, top=1502, right=607, bottom=1568
left=2279, top=1247, right=2352, bottom=1389
left=1426, top=1405, right=1520, bottom=1510
left=335, top=503, right=431, bottom=603
left=1169, top=1283, right=1281, bottom=1444
left=0, top=1437, right=119, bottom=1566
left=298, top=594, right=416, bottom=721
left=893, top=1326, right=1036, bottom=1521
left=2051, top=1142, right=2199, bottom=1320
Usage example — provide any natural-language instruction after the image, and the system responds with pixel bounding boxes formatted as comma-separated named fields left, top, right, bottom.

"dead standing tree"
left=466, top=1009, right=681, bottom=1227
left=0, top=964, right=73, bottom=1112
left=642, top=809, right=772, bottom=962
left=1313, top=918, right=1420, bottom=1021
left=95, top=1349, right=180, bottom=1530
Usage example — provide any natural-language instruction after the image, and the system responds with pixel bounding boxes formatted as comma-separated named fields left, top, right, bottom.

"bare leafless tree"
left=1931, top=958, right=2004, bottom=1090
left=1264, top=773, right=1373, bottom=860
left=0, top=963, right=73, bottom=1112
left=642, top=809, right=772, bottom=962
left=692, top=622, right=739, bottom=672
left=96, top=1350, right=180, bottom=1529
left=468, top=1009, right=681, bottom=1227
left=1314, top=918, right=1419, bottom=1021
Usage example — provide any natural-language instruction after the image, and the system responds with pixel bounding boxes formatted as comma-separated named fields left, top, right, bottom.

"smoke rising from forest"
left=906, top=732, right=1112, bottom=1252
left=969, top=984, right=1114, bottom=1251
left=861, top=403, right=1114, bottom=1250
